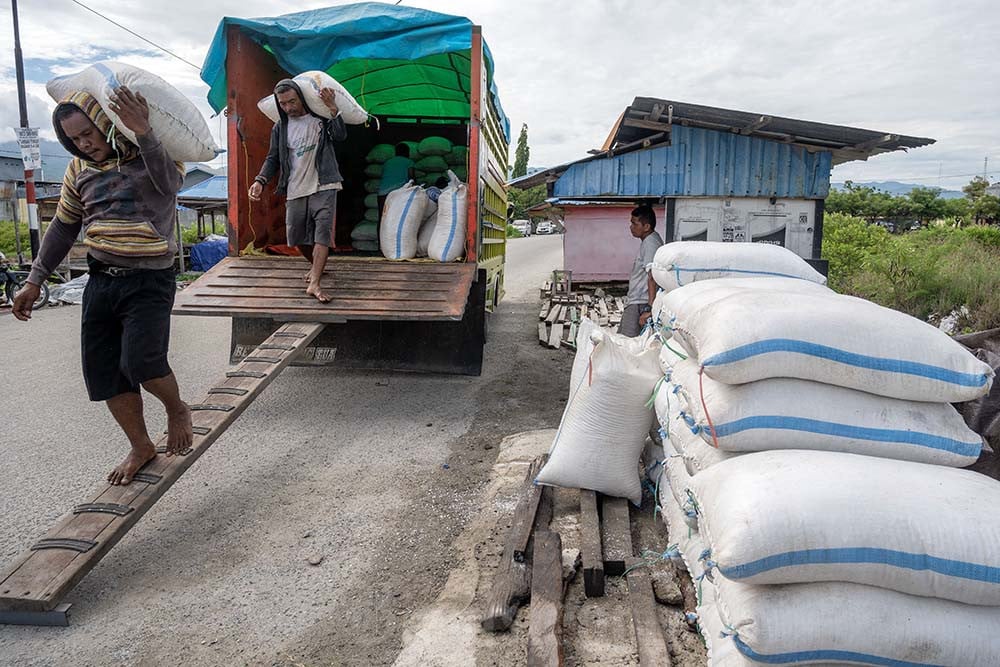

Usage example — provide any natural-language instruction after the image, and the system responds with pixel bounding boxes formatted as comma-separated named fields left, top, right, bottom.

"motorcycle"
left=0, top=252, right=49, bottom=309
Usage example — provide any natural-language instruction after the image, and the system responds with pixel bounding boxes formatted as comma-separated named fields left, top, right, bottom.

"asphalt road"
left=0, top=234, right=569, bottom=666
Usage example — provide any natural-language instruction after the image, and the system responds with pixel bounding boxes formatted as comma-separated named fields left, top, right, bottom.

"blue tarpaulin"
left=189, top=235, right=229, bottom=272
left=200, top=2, right=509, bottom=140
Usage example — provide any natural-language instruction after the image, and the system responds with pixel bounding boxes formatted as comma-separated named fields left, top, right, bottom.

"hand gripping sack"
left=428, top=171, right=468, bottom=262
left=676, top=290, right=995, bottom=402
left=669, top=357, right=983, bottom=466
left=46, top=61, right=220, bottom=163
left=536, top=332, right=661, bottom=504
left=691, top=449, right=1000, bottom=605
left=257, top=71, right=369, bottom=125
left=379, top=182, right=427, bottom=260
left=649, top=241, right=827, bottom=292
left=664, top=500, right=1000, bottom=667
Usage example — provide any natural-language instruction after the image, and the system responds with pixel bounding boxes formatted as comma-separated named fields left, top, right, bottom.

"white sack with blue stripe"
left=653, top=378, right=739, bottom=474
left=47, top=61, right=220, bottom=163
left=670, top=357, right=983, bottom=466
left=661, top=437, right=699, bottom=530
left=664, top=498, right=1000, bottom=667
left=536, top=331, right=661, bottom=504
left=675, top=290, right=994, bottom=402
left=380, top=182, right=427, bottom=260
left=415, top=195, right=438, bottom=257
left=649, top=241, right=827, bottom=292
left=691, top=449, right=1000, bottom=605
left=428, top=171, right=468, bottom=262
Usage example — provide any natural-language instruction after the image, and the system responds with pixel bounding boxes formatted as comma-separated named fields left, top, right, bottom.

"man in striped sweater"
left=13, top=87, right=193, bottom=486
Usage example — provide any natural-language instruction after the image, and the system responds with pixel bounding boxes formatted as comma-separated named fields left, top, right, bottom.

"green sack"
left=418, top=136, right=453, bottom=156
left=364, top=163, right=383, bottom=178
left=451, top=166, right=468, bottom=182
left=365, top=179, right=381, bottom=194
left=413, top=169, right=428, bottom=180
left=364, top=193, right=379, bottom=209
left=364, top=207, right=379, bottom=223
left=353, top=239, right=380, bottom=252
left=415, top=155, right=448, bottom=172
left=351, top=221, right=378, bottom=241
left=422, top=172, right=444, bottom=186
left=445, top=146, right=468, bottom=166
left=366, top=144, right=394, bottom=163
left=402, top=141, right=421, bottom=158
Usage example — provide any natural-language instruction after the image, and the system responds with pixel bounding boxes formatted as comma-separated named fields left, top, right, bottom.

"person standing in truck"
left=248, top=79, right=347, bottom=303
left=620, top=204, right=663, bottom=336
left=12, top=86, right=193, bottom=486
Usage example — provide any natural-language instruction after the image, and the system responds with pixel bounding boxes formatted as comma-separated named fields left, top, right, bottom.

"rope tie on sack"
left=698, top=366, right=720, bottom=448
left=645, top=375, right=668, bottom=409
left=620, top=544, right=681, bottom=578
left=720, top=625, right=739, bottom=639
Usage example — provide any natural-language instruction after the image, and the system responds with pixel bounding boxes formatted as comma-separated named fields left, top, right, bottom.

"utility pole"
left=11, top=0, right=40, bottom=264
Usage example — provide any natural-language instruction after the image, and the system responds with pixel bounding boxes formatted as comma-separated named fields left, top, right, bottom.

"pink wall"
left=562, top=205, right=666, bottom=282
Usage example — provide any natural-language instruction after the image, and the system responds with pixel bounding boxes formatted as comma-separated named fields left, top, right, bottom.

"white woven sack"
left=673, top=423, right=738, bottom=476
left=380, top=182, right=427, bottom=260
left=416, top=198, right=438, bottom=257
left=657, top=338, right=687, bottom=376
left=660, top=277, right=833, bottom=357
left=666, top=501, right=1000, bottom=667
left=46, top=61, right=220, bottom=163
left=669, top=358, right=983, bottom=466
left=257, top=71, right=368, bottom=125
left=536, top=331, right=661, bottom=504
left=691, top=449, right=1000, bottom=605
left=568, top=317, right=603, bottom=401
left=661, top=438, right=698, bottom=529
left=649, top=241, right=826, bottom=292
left=428, top=171, right=468, bottom=262
left=676, top=290, right=994, bottom=402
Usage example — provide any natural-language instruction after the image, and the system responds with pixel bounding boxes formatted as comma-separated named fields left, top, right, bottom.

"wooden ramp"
left=172, top=256, right=477, bottom=322
left=0, top=322, right=324, bottom=626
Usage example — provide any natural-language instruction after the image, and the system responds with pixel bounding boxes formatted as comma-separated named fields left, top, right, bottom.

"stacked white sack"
left=536, top=329, right=661, bottom=504
left=662, top=488, right=1000, bottom=667
left=379, top=182, right=428, bottom=260
left=649, top=241, right=827, bottom=292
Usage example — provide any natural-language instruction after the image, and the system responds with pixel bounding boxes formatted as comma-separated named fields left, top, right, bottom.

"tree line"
left=826, top=177, right=1000, bottom=227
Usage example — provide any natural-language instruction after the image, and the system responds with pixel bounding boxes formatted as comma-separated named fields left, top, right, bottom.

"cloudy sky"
left=1, top=0, right=997, bottom=190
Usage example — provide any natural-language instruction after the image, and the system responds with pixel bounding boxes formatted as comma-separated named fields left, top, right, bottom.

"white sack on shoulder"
left=257, top=71, right=368, bottom=124
left=47, top=61, right=220, bottom=163
left=691, top=449, right=1000, bottom=605
left=649, top=241, right=826, bottom=292
left=536, top=331, right=661, bottom=504
left=675, top=289, right=994, bottom=402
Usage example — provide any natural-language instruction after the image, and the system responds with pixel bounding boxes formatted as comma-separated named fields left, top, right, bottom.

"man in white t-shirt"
left=249, top=79, right=347, bottom=302
left=619, top=204, right=663, bottom=336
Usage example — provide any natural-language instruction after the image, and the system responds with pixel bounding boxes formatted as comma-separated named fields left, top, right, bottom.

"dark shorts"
left=81, top=263, right=176, bottom=401
left=618, top=303, right=643, bottom=337
left=286, top=188, right=337, bottom=247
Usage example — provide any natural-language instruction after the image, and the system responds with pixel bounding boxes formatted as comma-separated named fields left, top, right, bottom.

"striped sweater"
left=28, top=130, right=184, bottom=285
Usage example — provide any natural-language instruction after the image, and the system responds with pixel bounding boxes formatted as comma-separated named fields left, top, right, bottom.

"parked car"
left=535, top=221, right=555, bottom=235
left=510, top=219, right=532, bottom=236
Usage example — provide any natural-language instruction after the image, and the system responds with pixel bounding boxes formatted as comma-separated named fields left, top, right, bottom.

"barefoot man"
left=12, top=87, right=193, bottom=485
left=248, top=79, right=347, bottom=302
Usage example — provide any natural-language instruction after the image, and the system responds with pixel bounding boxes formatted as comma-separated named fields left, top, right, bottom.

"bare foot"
left=306, top=280, right=331, bottom=303
left=108, top=442, right=157, bottom=485
left=166, top=403, right=193, bottom=456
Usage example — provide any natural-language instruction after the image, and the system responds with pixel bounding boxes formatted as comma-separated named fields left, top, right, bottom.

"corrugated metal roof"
left=550, top=125, right=831, bottom=199
left=178, top=174, right=228, bottom=202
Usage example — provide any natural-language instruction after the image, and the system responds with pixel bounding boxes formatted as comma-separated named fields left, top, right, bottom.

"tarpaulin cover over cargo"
left=200, top=2, right=510, bottom=141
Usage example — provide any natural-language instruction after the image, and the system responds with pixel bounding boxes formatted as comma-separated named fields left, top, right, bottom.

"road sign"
left=13, top=127, right=41, bottom=170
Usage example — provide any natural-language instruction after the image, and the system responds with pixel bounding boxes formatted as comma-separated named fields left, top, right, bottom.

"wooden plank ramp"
left=0, top=322, right=324, bottom=626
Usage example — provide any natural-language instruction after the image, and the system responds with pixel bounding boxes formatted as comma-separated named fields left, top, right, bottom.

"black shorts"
left=81, top=262, right=176, bottom=401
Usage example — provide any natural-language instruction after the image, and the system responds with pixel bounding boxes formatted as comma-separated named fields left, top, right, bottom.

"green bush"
left=506, top=224, right=523, bottom=238
left=822, top=213, right=1000, bottom=331
left=0, top=220, right=50, bottom=259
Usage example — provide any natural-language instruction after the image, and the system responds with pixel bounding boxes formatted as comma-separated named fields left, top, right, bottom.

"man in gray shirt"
left=619, top=204, right=663, bottom=337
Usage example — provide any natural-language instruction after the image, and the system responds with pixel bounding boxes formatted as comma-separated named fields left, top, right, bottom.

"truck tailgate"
left=173, top=256, right=477, bottom=322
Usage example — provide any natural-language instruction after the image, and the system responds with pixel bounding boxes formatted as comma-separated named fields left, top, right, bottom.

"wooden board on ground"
left=548, top=323, right=564, bottom=349
left=481, top=459, right=552, bottom=632
left=527, top=531, right=565, bottom=667
left=539, top=303, right=550, bottom=320
left=545, top=305, right=563, bottom=324
left=626, top=559, right=673, bottom=666
left=173, top=256, right=476, bottom=322
left=600, top=495, right=632, bottom=577
left=0, top=322, right=325, bottom=624
left=579, top=490, right=604, bottom=598
left=539, top=322, right=549, bottom=346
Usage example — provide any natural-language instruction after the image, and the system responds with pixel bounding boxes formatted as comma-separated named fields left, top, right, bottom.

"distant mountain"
left=830, top=180, right=965, bottom=200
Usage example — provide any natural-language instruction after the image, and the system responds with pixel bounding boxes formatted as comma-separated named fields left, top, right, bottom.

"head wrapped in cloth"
left=52, top=91, right=138, bottom=164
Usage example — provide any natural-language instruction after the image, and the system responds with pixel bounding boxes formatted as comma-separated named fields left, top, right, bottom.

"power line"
left=67, top=0, right=201, bottom=71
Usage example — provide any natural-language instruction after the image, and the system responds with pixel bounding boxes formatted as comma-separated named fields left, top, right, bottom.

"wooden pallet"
left=537, top=288, right=626, bottom=348
left=0, top=322, right=324, bottom=626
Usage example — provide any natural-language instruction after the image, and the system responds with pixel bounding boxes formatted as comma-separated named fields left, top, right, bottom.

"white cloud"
left=0, top=0, right=995, bottom=188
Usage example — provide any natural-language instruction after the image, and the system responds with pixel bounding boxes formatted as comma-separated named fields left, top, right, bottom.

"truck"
left=178, top=3, right=511, bottom=375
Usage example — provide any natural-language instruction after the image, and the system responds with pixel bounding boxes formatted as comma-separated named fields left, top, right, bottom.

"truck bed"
left=172, top=256, right=477, bottom=322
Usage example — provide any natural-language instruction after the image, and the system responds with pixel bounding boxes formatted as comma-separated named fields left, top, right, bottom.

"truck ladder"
left=0, top=322, right=325, bottom=626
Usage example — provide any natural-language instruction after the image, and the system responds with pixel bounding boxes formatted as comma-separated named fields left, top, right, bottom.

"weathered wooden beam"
left=539, top=322, right=549, bottom=346
left=600, top=496, right=632, bottom=577
left=527, top=530, right=565, bottom=667
left=623, top=118, right=673, bottom=132
left=674, top=560, right=699, bottom=629
left=548, top=323, right=564, bottom=349
left=626, top=559, right=673, bottom=666
left=579, top=490, right=604, bottom=597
